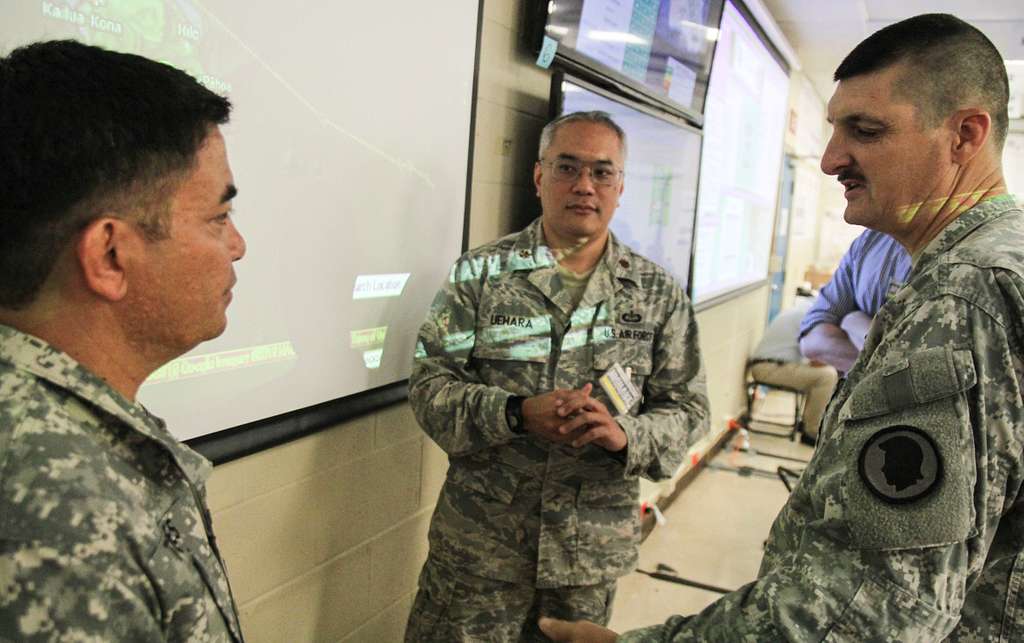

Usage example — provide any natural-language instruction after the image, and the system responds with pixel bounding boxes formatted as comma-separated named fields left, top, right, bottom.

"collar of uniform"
left=0, top=324, right=213, bottom=484
left=514, top=218, right=642, bottom=287
left=914, top=194, right=1021, bottom=271
left=508, top=218, right=557, bottom=271
left=603, top=231, right=643, bottom=289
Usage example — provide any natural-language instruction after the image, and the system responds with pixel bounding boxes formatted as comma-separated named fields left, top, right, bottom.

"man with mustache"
left=542, top=13, right=1024, bottom=641
left=405, top=111, right=709, bottom=641
left=0, top=41, right=245, bottom=641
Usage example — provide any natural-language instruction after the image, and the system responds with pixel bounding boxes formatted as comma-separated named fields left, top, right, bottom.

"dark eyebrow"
left=833, top=113, right=889, bottom=129
left=220, top=184, right=238, bottom=204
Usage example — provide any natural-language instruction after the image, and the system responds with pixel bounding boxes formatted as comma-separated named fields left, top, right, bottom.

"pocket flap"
left=576, top=478, right=638, bottom=508
left=592, top=338, right=654, bottom=376
left=847, top=347, right=976, bottom=421
left=447, top=464, right=521, bottom=505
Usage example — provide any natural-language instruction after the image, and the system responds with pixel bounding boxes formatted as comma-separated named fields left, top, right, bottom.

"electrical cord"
left=635, top=563, right=733, bottom=595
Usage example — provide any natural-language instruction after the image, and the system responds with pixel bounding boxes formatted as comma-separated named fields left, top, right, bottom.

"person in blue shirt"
left=799, top=228, right=910, bottom=373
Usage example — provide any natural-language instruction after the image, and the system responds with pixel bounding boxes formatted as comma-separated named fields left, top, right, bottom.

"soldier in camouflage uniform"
left=0, top=41, right=245, bottom=641
left=405, top=112, right=709, bottom=641
left=541, top=14, right=1024, bottom=643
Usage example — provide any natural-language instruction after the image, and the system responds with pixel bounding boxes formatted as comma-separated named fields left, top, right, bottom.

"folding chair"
left=739, top=362, right=806, bottom=441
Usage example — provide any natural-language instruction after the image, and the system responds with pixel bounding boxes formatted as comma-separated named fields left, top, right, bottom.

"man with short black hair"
left=406, top=111, right=708, bottom=641
left=0, top=40, right=245, bottom=641
left=542, top=14, right=1024, bottom=641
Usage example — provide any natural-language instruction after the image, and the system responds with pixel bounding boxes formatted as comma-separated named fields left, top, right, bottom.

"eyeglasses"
left=539, top=159, right=623, bottom=187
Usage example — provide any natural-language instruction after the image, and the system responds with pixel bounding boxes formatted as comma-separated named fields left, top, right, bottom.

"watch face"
left=507, top=397, right=523, bottom=432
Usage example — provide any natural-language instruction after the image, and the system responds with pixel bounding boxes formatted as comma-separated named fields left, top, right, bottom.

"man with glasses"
left=405, top=111, right=709, bottom=641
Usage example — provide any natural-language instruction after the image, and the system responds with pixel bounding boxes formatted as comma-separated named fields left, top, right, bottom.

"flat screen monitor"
left=529, top=0, right=725, bottom=124
left=1, top=1, right=480, bottom=452
left=553, top=74, right=703, bottom=292
left=690, top=0, right=789, bottom=305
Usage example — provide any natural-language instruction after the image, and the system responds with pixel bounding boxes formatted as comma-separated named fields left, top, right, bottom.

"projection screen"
left=2, top=1, right=480, bottom=446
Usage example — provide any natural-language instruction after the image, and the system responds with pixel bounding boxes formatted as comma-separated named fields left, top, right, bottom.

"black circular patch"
left=858, top=426, right=942, bottom=504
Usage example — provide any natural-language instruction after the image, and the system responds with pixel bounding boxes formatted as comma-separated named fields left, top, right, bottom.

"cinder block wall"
left=205, top=2, right=767, bottom=640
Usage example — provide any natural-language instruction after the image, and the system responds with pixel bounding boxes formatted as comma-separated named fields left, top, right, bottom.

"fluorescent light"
left=679, top=20, right=719, bottom=42
left=587, top=30, right=648, bottom=45
left=549, top=1, right=557, bottom=13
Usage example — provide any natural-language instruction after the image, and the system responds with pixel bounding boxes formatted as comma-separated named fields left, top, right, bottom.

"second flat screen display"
left=558, top=77, right=703, bottom=292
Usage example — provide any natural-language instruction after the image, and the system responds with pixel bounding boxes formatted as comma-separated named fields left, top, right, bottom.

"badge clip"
left=598, top=362, right=641, bottom=415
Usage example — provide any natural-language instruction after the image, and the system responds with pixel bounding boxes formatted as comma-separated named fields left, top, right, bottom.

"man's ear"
left=534, top=161, right=543, bottom=197
left=75, top=217, right=138, bottom=302
left=950, top=108, right=992, bottom=165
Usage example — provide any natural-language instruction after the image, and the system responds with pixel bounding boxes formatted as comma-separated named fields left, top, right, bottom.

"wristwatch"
left=505, top=395, right=526, bottom=434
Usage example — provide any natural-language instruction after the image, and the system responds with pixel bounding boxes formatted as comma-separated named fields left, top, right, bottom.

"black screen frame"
left=688, top=0, right=792, bottom=310
left=525, top=0, right=726, bottom=127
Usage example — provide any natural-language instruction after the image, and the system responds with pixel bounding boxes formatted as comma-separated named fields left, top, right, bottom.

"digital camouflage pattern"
left=409, top=217, right=709, bottom=593
left=406, top=562, right=616, bottom=642
left=619, top=195, right=1024, bottom=642
left=0, top=325, right=243, bottom=642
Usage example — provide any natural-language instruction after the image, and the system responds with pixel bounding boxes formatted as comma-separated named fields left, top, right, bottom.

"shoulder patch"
left=858, top=426, right=942, bottom=504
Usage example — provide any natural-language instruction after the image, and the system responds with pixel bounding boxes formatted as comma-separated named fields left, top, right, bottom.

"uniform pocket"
left=471, top=308, right=552, bottom=395
left=838, top=347, right=977, bottom=550
left=406, top=562, right=455, bottom=642
left=473, top=301, right=552, bottom=363
left=592, top=336, right=654, bottom=415
left=575, top=479, right=640, bottom=570
left=576, top=478, right=638, bottom=508
left=446, top=463, right=521, bottom=505
left=149, top=499, right=227, bottom=635
left=823, top=575, right=958, bottom=641
left=593, top=336, right=654, bottom=377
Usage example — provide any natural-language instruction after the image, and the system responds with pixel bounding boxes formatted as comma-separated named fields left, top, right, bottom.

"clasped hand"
left=521, top=383, right=627, bottom=452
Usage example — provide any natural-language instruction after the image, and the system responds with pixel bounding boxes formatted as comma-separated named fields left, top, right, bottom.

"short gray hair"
left=537, top=111, right=628, bottom=161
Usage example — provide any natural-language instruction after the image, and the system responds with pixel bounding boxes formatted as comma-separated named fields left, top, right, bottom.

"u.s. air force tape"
left=858, top=425, right=942, bottom=504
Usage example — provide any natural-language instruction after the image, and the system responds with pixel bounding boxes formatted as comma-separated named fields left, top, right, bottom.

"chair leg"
left=792, top=393, right=802, bottom=440
left=745, top=382, right=805, bottom=440
left=740, top=382, right=755, bottom=427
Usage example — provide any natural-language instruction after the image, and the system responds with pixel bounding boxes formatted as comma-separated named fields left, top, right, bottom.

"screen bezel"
left=526, top=0, right=727, bottom=127
left=688, top=0, right=791, bottom=308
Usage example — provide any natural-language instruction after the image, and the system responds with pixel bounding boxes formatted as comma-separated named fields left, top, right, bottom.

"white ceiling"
left=759, top=0, right=1024, bottom=115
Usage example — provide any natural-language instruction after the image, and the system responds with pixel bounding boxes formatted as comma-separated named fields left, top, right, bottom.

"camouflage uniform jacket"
left=620, top=195, right=1024, bottom=642
left=410, top=218, right=709, bottom=588
left=0, top=326, right=243, bottom=642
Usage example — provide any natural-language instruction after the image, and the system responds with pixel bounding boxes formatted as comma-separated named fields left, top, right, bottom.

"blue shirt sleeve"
left=799, top=233, right=866, bottom=338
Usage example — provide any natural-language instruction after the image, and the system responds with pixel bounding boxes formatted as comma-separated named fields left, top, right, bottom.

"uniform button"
left=520, top=249, right=531, bottom=258
left=619, top=259, right=630, bottom=268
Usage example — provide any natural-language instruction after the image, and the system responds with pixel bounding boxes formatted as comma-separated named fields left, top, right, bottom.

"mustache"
left=838, top=170, right=865, bottom=183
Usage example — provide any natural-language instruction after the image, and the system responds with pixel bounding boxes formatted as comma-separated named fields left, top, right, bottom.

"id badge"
left=598, top=362, right=641, bottom=415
